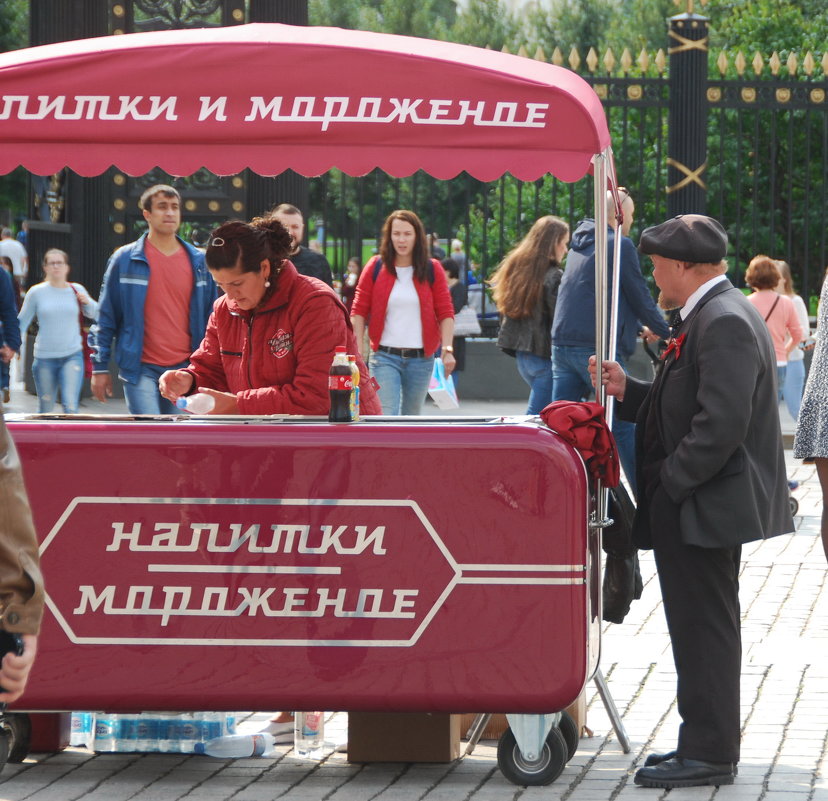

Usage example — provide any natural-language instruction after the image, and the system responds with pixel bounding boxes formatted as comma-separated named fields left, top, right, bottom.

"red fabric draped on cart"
left=540, top=401, right=620, bottom=487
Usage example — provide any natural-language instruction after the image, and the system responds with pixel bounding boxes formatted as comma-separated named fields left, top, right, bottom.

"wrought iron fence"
left=310, top=43, right=828, bottom=320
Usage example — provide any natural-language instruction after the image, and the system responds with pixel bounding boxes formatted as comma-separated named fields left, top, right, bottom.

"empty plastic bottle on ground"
left=176, top=393, right=215, bottom=414
left=294, top=711, right=325, bottom=757
left=194, top=732, right=276, bottom=758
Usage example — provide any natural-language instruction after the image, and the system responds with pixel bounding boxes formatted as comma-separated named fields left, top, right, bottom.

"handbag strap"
left=69, top=284, right=86, bottom=334
left=764, top=295, right=780, bottom=322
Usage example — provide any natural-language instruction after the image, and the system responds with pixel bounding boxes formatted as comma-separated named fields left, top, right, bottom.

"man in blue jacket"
left=552, top=189, right=669, bottom=494
left=90, top=185, right=217, bottom=414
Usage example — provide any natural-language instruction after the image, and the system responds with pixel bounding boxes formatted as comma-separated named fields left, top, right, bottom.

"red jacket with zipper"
left=186, top=260, right=381, bottom=415
left=350, top=256, right=455, bottom=355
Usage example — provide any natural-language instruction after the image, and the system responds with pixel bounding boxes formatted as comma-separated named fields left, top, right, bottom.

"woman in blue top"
left=17, top=249, right=98, bottom=413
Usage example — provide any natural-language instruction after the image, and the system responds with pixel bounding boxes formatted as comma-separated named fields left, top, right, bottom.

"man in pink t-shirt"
left=90, top=185, right=217, bottom=414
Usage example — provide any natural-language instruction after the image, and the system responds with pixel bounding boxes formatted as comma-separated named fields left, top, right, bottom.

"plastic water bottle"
left=179, top=713, right=200, bottom=753
left=93, top=714, right=119, bottom=752
left=294, top=711, right=325, bottom=757
left=115, top=715, right=138, bottom=752
left=201, top=712, right=223, bottom=743
left=194, top=732, right=276, bottom=758
left=175, top=393, right=215, bottom=414
left=157, top=712, right=181, bottom=753
left=348, top=354, right=360, bottom=421
left=70, top=712, right=95, bottom=748
left=136, top=713, right=161, bottom=752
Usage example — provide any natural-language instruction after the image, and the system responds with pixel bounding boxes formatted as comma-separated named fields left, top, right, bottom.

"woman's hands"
left=197, top=388, right=240, bottom=415
left=159, top=369, right=195, bottom=403
left=159, top=372, right=240, bottom=414
left=441, top=349, right=456, bottom=376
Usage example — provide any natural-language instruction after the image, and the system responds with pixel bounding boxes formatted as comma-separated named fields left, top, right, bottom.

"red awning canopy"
left=0, top=23, right=610, bottom=182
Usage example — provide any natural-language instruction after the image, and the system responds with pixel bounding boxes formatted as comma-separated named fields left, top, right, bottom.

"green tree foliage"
left=0, top=0, right=26, bottom=53
left=523, top=0, right=614, bottom=54
left=451, top=0, right=520, bottom=50
left=708, top=0, right=828, bottom=54
left=310, top=0, right=457, bottom=38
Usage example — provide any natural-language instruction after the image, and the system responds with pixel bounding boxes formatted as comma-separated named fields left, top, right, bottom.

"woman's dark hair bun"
left=206, top=217, right=291, bottom=274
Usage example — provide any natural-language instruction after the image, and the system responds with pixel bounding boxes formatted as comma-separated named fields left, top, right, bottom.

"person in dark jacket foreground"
left=591, top=214, right=792, bottom=789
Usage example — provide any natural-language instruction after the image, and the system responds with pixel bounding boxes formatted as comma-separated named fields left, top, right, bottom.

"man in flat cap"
left=591, top=214, right=792, bottom=788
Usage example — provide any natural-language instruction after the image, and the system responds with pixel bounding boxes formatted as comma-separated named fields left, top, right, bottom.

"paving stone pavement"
left=1, top=394, right=825, bottom=801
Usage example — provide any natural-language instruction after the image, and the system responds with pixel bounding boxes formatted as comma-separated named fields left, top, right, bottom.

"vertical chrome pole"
left=592, top=150, right=609, bottom=521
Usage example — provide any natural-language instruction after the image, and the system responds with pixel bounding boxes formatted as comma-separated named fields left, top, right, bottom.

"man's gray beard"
left=658, top=291, right=678, bottom=311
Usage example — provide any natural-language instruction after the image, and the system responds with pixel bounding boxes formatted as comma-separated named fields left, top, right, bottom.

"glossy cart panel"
left=9, top=416, right=596, bottom=714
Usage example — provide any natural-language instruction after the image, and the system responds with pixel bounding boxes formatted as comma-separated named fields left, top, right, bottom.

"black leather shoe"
left=634, top=757, right=736, bottom=788
left=643, top=750, right=677, bottom=766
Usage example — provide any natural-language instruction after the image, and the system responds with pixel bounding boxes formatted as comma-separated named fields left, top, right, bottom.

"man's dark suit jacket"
left=617, top=279, right=793, bottom=549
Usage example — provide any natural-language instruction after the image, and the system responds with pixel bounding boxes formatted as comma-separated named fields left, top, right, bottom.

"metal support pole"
left=594, top=669, right=632, bottom=753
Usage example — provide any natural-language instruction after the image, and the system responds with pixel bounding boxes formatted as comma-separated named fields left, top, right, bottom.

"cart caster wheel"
left=558, top=710, right=579, bottom=761
left=0, top=725, right=9, bottom=769
left=789, top=496, right=799, bottom=517
left=5, top=714, right=30, bottom=763
left=497, top=725, right=568, bottom=786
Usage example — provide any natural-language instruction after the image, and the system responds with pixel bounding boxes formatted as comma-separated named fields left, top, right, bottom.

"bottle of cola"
left=328, top=346, right=353, bottom=422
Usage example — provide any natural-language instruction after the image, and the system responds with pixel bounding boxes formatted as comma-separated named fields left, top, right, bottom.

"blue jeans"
left=32, top=351, right=85, bottom=413
left=123, top=361, right=187, bottom=415
left=781, top=359, right=804, bottom=420
left=370, top=350, right=435, bottom=415
left=515, top=350, right=554, bottom=415
left=552, top=344, right=637, bottom=497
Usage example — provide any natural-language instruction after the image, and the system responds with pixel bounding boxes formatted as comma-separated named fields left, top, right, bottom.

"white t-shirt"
left=380, top=267, right=424, bottom=349
left=0, top=238, right=27, bottom=279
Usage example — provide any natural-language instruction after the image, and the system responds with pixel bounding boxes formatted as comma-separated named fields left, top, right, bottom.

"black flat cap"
left=639, top=214, right=728, bottom=263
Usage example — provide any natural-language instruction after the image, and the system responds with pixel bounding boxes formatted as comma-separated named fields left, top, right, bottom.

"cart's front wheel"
left=6, top=714, right=31, bottom=763
left=497, top=725, right=568, bottom=786
left=0, top=719, right=11, bottom=770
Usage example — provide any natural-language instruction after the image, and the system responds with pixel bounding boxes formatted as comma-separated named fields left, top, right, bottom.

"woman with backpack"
left=350, top=210, right=455, bottom=415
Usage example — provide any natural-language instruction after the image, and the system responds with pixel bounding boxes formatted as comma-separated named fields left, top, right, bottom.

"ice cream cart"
left=0, top=24, right=627, bottom=785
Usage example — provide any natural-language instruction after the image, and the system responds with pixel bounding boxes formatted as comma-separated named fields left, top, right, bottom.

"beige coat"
left=0, top=415, right=44, bottom=634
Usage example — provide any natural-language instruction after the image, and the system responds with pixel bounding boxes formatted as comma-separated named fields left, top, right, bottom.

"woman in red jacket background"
left=350, top=209, right=455, bottom=415
left=158, top=217, right=380, bottom=415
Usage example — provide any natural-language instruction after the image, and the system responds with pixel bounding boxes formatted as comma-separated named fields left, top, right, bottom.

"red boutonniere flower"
left=661, top=332, right=687, bottom=361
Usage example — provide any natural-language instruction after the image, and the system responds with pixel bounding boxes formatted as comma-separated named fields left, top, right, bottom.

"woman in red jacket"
left=351, top=210, right=455, bottom=415
left=158, top=217, right=380, bottom=415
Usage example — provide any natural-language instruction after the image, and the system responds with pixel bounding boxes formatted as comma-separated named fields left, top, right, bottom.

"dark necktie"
left=667, top=307, right=683, bottom=336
